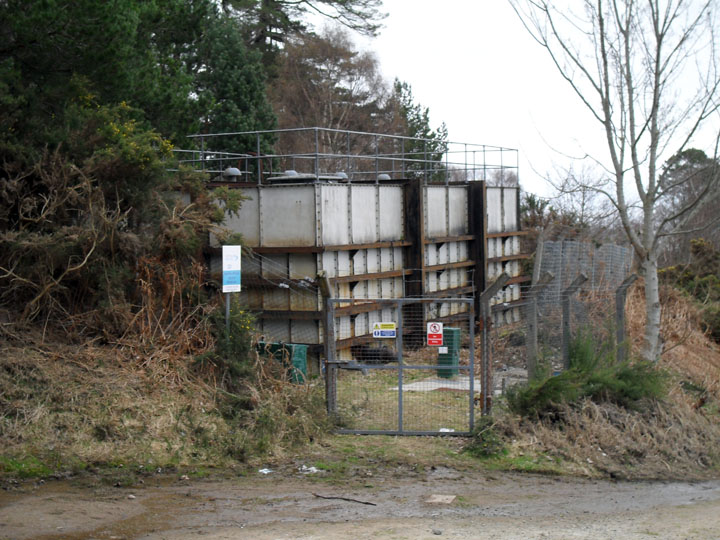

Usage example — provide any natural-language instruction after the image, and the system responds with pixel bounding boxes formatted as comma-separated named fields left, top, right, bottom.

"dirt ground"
left=2, top=466, right=720, bottom=540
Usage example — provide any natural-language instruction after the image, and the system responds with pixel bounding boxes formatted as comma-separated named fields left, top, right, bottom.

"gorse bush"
left=506, top=331, right=667, bottom=418
left=660, top=239, right=720, bottom=343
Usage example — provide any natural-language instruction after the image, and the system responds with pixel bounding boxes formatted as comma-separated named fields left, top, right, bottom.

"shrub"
left=465, top=416, right=506, bottom=458
left=506, top=331, right=667, bottom=418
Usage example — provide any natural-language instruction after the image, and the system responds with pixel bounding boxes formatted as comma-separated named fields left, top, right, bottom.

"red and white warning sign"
left=427, top=322, right=444, bottom=346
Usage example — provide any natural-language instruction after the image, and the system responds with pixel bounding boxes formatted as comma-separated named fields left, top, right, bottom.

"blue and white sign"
left=222, top=245, right=242, bottom=293
left=372, top=322, right=397, bottom=339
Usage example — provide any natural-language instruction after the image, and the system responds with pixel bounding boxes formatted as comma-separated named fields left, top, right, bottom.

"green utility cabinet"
left=257, top=342, right=308, bottom=383
left=437, top=327, right=461, bottom=378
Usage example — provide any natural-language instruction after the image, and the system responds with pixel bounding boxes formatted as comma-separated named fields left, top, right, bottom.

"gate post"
left=479, top=273, right=510, bottom=415
left=526, top=272, right=554, bottom=380
left=615, top=274, right=638, bottom=363
left=318, top=272, right=337, bottom=415
left=562, top=273, right=588, bottom=370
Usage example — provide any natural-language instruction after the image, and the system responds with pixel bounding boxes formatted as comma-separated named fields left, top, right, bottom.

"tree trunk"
left=641, top=256, right=662, bottom=361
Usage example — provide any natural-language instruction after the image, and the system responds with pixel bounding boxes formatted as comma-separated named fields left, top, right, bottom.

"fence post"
left=616, top=274, right=638, bottom=363
left=479, top=273, right=510, bottom=415
left=396, top=300, right=404, bottom=433
left=526, top=271, right=554, bottom=380
left=318, top=272, right=337, bottom=415
left=562, top=273, right=588, bottom=370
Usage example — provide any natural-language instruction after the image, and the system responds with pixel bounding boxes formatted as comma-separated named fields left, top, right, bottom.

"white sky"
left=352, top=0, right=610, bottom=196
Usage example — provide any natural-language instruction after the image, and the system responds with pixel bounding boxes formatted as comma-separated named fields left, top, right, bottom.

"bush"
left=465, top=416, right=506, bottom=458
left=506, top=331, right=667, bottom=418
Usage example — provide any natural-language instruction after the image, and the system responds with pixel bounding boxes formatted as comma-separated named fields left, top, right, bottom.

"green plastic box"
left=437, top=327, right=461, bottom=379
left=257, top=342, right=308, bottom=383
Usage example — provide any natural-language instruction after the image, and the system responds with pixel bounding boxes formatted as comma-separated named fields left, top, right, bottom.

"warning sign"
left=427, top=322, right=444, bottom=346
left=372, top=322, right=397, bottom=339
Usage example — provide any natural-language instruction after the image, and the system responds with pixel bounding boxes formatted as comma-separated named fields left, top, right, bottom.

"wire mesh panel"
left=327, top=298, right=477, bottom=435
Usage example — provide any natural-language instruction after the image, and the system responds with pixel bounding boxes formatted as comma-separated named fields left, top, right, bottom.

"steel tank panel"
left=378, top=186, right=404, bottom=241
left=263, top=319, right=290, bottom=343
left=261, top=185, right=316, bottom=247
left=366, top=279, right=379, bottom=298
left=379, top=247, right=393, bottom=272
left=355, top=313, right=368, bottom=335
left=486, top=187, right=503, bottom=233
left=352, top=249, right=367, bottom=276
left=288, top=253, right=317, bottom=279
left=263, top=288, right=289, bottom=311
left=425, top=244, right=437, bottom=266
left=503, top=187, right=519, bottom=231
left=448, top=187, right=468, bottom=235
left=366, top=249, right=379, bottom=273
left=320, top=184, right=350, bottom=246
left=291, top=320, right=320, bottom=344
left=220, top=187, right=260, bottom=246
left=425, top=186, right=448, bottom=237
left=350, top=185, right=377, bottom=243
left=261, top=254, right=287, bottom=278
left=426, top=271, right=438, bottom=292
left=290, top=289, right=318, bottom=311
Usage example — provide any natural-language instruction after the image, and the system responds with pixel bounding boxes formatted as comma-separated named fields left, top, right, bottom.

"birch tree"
left=510, top=0, right=720, bottom=360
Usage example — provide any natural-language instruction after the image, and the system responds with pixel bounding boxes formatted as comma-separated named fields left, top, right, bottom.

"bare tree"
left=510, top=0, right=720, bottom=360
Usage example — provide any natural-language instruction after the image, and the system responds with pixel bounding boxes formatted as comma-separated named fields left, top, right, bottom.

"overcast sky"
left=350, top=0, right=609, bottom=196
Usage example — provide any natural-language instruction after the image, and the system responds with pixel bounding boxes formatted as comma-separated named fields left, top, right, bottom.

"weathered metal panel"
left=355, top=313, right=368, bottom=336
left=288, top=253, right=316, bottom=279
left=437, top=242, right=449, bottom=265
left=426, top=186, right=448, bottom=237
left=486, top=187, right=503, bottom=233
left=378, top=186, right=404, bottom=241
left=264, top=288, right=289, bottom=311
left=337, top=315, right=352, bottom=340
left=290, top=289, right=318, bottom=311
left=222, top=187, right=260, bottom=246
left=426, top=271, right=438, bottom=293
left=352, top=249, right=367, bottom=276
left=425, top=243, right=437, bottom=267
left=261, top=186, right=316, bottom=246
left=393, top=277, right=403, bottom=298
left=448, top=187, right=468, bottom=235
left=458, top=241, right=469, bottom=261
left=321, top=251, right=336, bottom=277
left=351, top=186, right=377, bottom=243
left=320, top=184, right=350, bottom=246
left=393, top=247, right=403, bottom=270
left=366, top=279, right=379, bottom=298
left=291, top=320, right=320, bottom=344
left=353, top=281, right=367, bottom=299
left=366, top=249, right=379, bottom=273
left=379, top=247, right=393, bottom=272
left=261, top=254, right=287, bottom=278
left=337, top=251, right=351, bottom=277
left=503, top=187, right=519, bottom=231
left=264, top=319, right=290, bottom=342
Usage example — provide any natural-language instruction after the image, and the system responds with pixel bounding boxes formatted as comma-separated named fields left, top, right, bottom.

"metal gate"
left=324, top=297, right=479, bottom=435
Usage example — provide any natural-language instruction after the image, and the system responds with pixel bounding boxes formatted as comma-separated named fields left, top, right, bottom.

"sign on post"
left=427, top=322, right=443, bottom=346
left=373, top=322, right=397, bottom=339
left=222, top=245, right=242, bottom=293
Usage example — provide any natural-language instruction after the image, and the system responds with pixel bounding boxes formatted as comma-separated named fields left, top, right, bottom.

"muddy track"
left=1, top=467, right=720, bottom=540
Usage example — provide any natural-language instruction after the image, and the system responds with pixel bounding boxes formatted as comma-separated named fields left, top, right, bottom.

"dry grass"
left=0, top=329, right=328, bottom=475
left=490, top=280, right=720, bottom=480
left=626, top=281, right=720, bottom=400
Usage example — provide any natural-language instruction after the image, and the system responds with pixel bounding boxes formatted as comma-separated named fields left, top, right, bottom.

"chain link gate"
left=324, top=297, right=480, bottom=435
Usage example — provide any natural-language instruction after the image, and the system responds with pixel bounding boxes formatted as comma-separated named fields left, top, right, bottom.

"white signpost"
left=222, top=246, right=242, bottom=331
left=222, top=245, right=242, bottom=293
left=427, top=321, right=444, bottom=346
